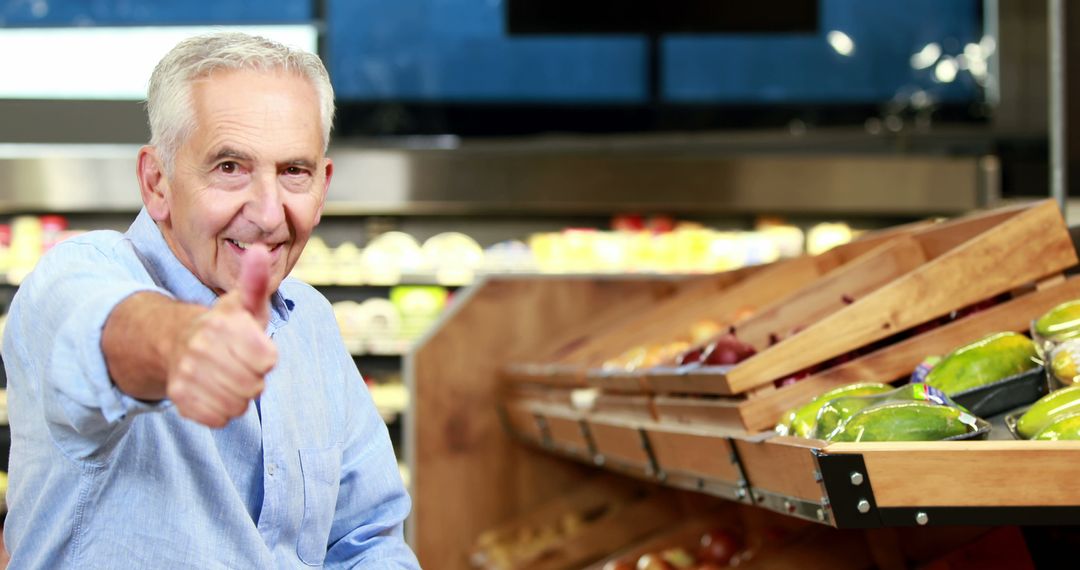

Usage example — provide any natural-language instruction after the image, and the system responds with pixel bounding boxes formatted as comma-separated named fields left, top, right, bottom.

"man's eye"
left=284, top=166, right=308, bottom=176
left=218, top=161, right=239, bottom=174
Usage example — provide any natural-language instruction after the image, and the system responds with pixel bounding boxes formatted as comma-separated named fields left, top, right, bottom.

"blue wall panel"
left=664, top=0, right=982, bottom=103
left=0, top=0, right=312, bottom=26
left=326, top=0, right=647, bottom=103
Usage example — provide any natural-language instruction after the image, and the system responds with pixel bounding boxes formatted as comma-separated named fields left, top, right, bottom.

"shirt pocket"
left=297, top=445, right=343, bottom=566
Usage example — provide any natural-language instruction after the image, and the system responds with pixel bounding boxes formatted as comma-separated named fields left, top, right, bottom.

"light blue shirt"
left=2, top=210, right=420, bottom=569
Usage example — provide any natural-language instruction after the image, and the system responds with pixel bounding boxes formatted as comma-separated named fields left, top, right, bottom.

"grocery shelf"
left=501, top=404, right=1080, bottom=529
left=409, top=200, right=1080, bottom=569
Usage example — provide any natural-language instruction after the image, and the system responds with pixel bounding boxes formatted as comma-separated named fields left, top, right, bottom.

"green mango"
left=1017, top=386, right=1080, bottom=439
left=1034, top=299, right=1080, bottom=344
left=775, top=406, right=798, bottom=436
left=786, top=383, right=893, bottom=439
left=1033, top=412, right=1080, bottom=440
left=829, top=401, right=976, bottom=443
left=924, top=332, right=1040, bottom=395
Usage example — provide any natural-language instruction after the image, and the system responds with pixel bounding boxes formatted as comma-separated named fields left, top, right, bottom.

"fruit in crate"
left=775, top=382, right=893, bottom=438
left=1049, top=339, right=1080, bottom=384
left=697, top=528, right=742, bottom=566
left=1034, top=299, right=1080, bottom=346
left=636, top=553, right=674, bottom=570
left=603, top=346, right=649, bottom=372
left=701, top=334, right=756, bottom=366
left=1033, top=412, right=1080, bottom=440
left=690, top=320, right=723, bottom=344
left=923, top=332, right=1040, bottom=395
left=828, top=401, right=980, bottom=442
left=659, top=547, right=696, bottom=568
left=1017, top=386, right=1080, bottom=438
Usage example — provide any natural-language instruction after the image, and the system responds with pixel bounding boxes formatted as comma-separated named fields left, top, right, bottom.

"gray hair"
left=146, top=31, right=335, bottom=174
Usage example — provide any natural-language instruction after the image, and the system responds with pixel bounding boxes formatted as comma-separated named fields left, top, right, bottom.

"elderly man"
left=2, top=32, right=419, bottom=568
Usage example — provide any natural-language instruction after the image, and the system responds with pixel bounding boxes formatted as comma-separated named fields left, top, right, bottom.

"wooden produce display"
left=468, top=475, right=687, bottom=570
left=503, top=218, right=937, bottom=392
left=409, top=199, right=1080, bottom=569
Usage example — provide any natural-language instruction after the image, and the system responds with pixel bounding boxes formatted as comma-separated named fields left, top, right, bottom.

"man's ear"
left=137, top=146, right=170, bottom=222
left=314, top=158, right=333, bottom=226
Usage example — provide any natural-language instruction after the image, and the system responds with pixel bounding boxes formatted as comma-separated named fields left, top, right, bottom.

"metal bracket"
left=727, top=443, right=753, bottom=504
left=579, top=419, right=598, bottom=458
left=637, top=427, right=662, bottom=479
left=535, top=414, right=554, bottom=450
left=814, top=451, right=882, bottom=529
left=664, top=471, right=747, bottom=503
left=748, top=488, right=831, bottom=524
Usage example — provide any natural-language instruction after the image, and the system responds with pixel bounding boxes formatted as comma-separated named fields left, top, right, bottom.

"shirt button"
left=267, top=464, right=276, bottom=476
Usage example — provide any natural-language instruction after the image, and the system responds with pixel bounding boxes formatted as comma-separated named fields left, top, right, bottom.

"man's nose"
left=246, top=172, right=286, bottom=232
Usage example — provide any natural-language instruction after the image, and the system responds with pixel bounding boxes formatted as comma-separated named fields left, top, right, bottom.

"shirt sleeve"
left=320, top=313, right=420, bottom=569
left=3, top=237, right=175, bottom=463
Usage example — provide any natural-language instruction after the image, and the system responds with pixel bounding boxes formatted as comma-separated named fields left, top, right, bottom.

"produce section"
left=410, top=199, right=1080, bottom=568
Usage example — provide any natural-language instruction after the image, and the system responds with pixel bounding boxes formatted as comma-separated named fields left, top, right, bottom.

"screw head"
left=857, top=499, right=871, bottom=514
left=816, top=509, right=826, bottom=521
left=594, top=455, right=606, bottom=467
left=850, top=471, right=865, bottom=486
left=916, top=512, right=929, bottom=525
left=736, top=488, right=747, bottom=500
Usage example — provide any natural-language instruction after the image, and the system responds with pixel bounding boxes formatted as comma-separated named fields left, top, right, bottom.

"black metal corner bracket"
left=814, top=450, right=883, bottom=529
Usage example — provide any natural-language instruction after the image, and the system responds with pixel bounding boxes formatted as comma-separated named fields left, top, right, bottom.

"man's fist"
left=167, top=244, right=277, bottom=428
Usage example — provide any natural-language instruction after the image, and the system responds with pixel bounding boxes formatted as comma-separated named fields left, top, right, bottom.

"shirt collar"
left=125, top=209, right=293, bottom=326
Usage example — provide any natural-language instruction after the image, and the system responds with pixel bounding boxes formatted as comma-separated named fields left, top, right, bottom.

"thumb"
left=239, top=243, right=272, bottom=325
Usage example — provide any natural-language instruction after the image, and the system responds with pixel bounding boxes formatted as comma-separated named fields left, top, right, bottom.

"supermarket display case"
left=409, top=199, right=1080, bottom=569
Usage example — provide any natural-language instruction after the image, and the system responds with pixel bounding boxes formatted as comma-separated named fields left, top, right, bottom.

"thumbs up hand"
left=166, top=244, right=279, bottom=428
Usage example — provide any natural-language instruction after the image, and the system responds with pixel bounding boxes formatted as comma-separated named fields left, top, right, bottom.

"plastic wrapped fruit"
left=1017, top=386, right=1080, bottom=438
left=828, top=401, right=980, bottom=443
left=1049, top=339, right=1080, bottom=384
left=775, top=382, right=892, bottom=439
left=924, top=332, right=1040, bottom=395
left=1033, top=411, right=1080, bottom=440
left=1034, top=299, right=1080, bottom=355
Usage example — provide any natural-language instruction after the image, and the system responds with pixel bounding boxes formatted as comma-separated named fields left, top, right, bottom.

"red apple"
left=702, top=335, right=756, bottom=366
left=677, top=347, right=705, bottom=366
left=698, top=529, right=742, bottom=566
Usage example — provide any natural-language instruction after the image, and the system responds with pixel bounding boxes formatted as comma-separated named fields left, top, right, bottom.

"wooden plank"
left=825, top=441, right=1080, bottom=507
left=572, top=255, right=830, bottom=369
left=545, top=415, right=590, bottom=457
left=648, top=428, right=742, bottom=484
left=653, top=395, right=747, bottom=432
left=503, top=402, right=544, bottom=443
left=735, top=235, right=928, bottom=350
left=523, top=491, right=688, bottom=570
left=735, top=436, right=826, bottom=503
left=588, top=419, right=652, bottom=469
left=736, top=274, right=1080, bottom=432
left=583, top=509, right=744, bottom=570
left=593, top=393, right=656, bottom=423
left=724, top=199, right=1077, bottom=394
left=412, top=277, right=679, bottom=569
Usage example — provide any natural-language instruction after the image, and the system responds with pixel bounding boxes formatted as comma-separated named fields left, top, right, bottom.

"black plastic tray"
left=1003, top=406, right=1028, bottom=440
left=949, top=366, right=1049, bottom=419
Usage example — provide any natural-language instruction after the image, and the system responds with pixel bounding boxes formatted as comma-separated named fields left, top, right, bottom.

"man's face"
left=151, top=68, right=331, bottom=295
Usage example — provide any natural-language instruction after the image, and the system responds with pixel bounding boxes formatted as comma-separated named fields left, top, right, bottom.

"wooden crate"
left=606, top=200, right=1077, bottom=429
left=503, top=219, right=940, bottom=390
left=469, top=479, right=687, bottom=570
left=654, top=272, right=1080, bottom=433
left=719, top=199, right=1075, bottom=395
